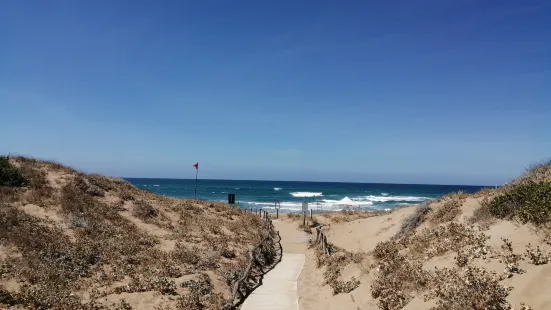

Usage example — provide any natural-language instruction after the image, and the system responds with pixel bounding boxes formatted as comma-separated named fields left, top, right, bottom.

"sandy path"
left=241, top=220, right=309, bottom=310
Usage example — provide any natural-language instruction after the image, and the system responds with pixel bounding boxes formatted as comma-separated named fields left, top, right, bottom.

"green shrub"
left=0, top=156, right=26, bottom=187
left=489, top=182, right=551, bottom=225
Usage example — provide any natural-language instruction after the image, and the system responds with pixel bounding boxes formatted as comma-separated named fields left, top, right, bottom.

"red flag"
left=193, top=162, right=199, bottom=169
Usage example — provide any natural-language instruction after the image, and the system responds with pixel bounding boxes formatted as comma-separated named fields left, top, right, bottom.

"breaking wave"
left=290, top=192, right=323, bottom=197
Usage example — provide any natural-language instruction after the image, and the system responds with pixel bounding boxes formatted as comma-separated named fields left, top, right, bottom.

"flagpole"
left=194, top=166, right=198, bottom=198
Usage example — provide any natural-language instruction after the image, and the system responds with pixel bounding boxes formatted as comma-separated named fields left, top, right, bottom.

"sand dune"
left=291, top=163, right=551, bottom=310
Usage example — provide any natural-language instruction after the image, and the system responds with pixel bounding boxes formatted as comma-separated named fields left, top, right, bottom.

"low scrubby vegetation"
left=303, top=160, right=551, bottom=310
left=425, top=266, right=512, bottom=310
left=321, top=209, right=390, bottom=223
left=0, top=156, right=267, bottom=309
left=369, top=221, right=543, bottom=310
left=0, top=156, right=26, bottom=187
left=489, top=181, right=551, bottom=226
left=314, top=245, right=364, bottom=295
left=394, top=202, right=430, bottom=238
left=431, top=199, right=462, bottom=225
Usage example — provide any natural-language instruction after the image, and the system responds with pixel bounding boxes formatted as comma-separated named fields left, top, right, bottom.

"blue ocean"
left=126, top=178, right=486, bottom=213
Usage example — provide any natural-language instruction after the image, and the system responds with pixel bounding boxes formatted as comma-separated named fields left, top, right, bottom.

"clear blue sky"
left=1, top=0, right=550, bottom=185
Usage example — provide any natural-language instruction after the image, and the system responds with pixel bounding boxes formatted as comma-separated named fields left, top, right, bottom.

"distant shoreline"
left=124, top=177, right=491, bottom=187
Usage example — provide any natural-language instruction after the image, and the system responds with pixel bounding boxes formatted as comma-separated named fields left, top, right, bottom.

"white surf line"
left=241, top=253, right=305, bottom=310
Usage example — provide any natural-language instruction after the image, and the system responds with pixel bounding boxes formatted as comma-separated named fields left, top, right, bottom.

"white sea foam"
left=355, top=195, right=431, bottom=203
left=290, top=192, right=323, bottom=197
left=321, top=199, right=374, bottom=206
left=273, top=188, right=282, bottom=191
left=153, top=185, right=160, bottom=187
left=381, top=193, right=389, bottom=196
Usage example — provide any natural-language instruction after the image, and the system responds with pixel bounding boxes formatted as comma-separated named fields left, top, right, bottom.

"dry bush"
left=437, top=191, right=469, bottom=202
left=0, top=186, right=19, bottom=203
left=14, top=160, right=57, bottom=206
left=524, top=243, right=550, bottom=265
left=467, top=196, right=495, bottom=225
left=286, top=213, right=302, bottom=220
left=316, top=247, right=364, bottom=294
left=87, top=174, right=115, bottom=192
left=332, top=277, right=360, bottom=294
left=431, top=199, right=462, bottom=225
left=320, top=210, right=389, bottom=223
left=371, top=249, right=430, bottom=310
left=403, top=223, right=490, bottom=261
left=513, top=159, right=551, bottom=185
left=114, top=276, right=177, bottom=295
left=499, top=238, right=525, bottom=278
left=177, top=274, right=226, bottom=310
left=133, top=200, right=159, bottom=220
left=473, top=186, right=498, bottom=198
left=0, top=203, right=104, bottom=308
left=394, top=202, right=431, bottom=238
left=170, top=244, right=201, bottom=265
left=424, top=266, right=512, bottom=310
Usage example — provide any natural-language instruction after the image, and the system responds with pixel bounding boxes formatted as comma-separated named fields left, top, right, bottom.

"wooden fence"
left=226, top=209, right=280, bottom=308
left=315, top=225, right=331, bottom=255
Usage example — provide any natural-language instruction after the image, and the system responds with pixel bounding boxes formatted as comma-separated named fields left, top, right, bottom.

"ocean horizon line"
left=123, top=177, right=491, bottom=188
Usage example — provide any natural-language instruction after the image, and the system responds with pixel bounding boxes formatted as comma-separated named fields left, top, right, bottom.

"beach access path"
left=241, top=219, right=309, bottom=310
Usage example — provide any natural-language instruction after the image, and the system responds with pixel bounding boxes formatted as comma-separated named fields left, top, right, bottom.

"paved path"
left=241, top=219, right=309, bottom=310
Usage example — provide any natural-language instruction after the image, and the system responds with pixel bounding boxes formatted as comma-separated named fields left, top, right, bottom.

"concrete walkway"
left=241, top=219, right=309, bottom=310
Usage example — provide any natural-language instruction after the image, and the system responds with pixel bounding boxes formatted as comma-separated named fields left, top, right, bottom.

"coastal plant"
left=394, top=202, right=430, bottom=238
left=499, top=238, right=525, bottom=278
left=371, top=250, right=430, bottom=310
left=402, top=223, right=490, bottom=261
left=424, top=266, right=513, bottom=310
left=431, top=198, right=462, bottom=224
left=316, top=247, right=364, bottom=293
left=176, top=273, right=226, bottom=310
left=322, top=210, right=388, bottom=223
left=332, top=277, right=360, bottom=294
left=513, top=159, right=551, bottom=185
left=0, top=156, right=26, bottom=187
left=438, top=190, right=469, bottom=203
left=489, top=181, right=551, bottom=225
left=468, top=196, right=495, bottom=225
left=133, top=200, right=159, bottom=219
left=524, top=243, right=550, bottom=265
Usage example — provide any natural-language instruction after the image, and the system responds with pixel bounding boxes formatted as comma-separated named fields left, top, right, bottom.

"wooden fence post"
left=321, top=232, right=325, bottom=253
left=315, top=228, right=319, bottom=243
left=310, top=209, right=313, bottom=220
left=276, top=208, right=279, bottom=219
left=303, top=212, right=306, bottom=227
